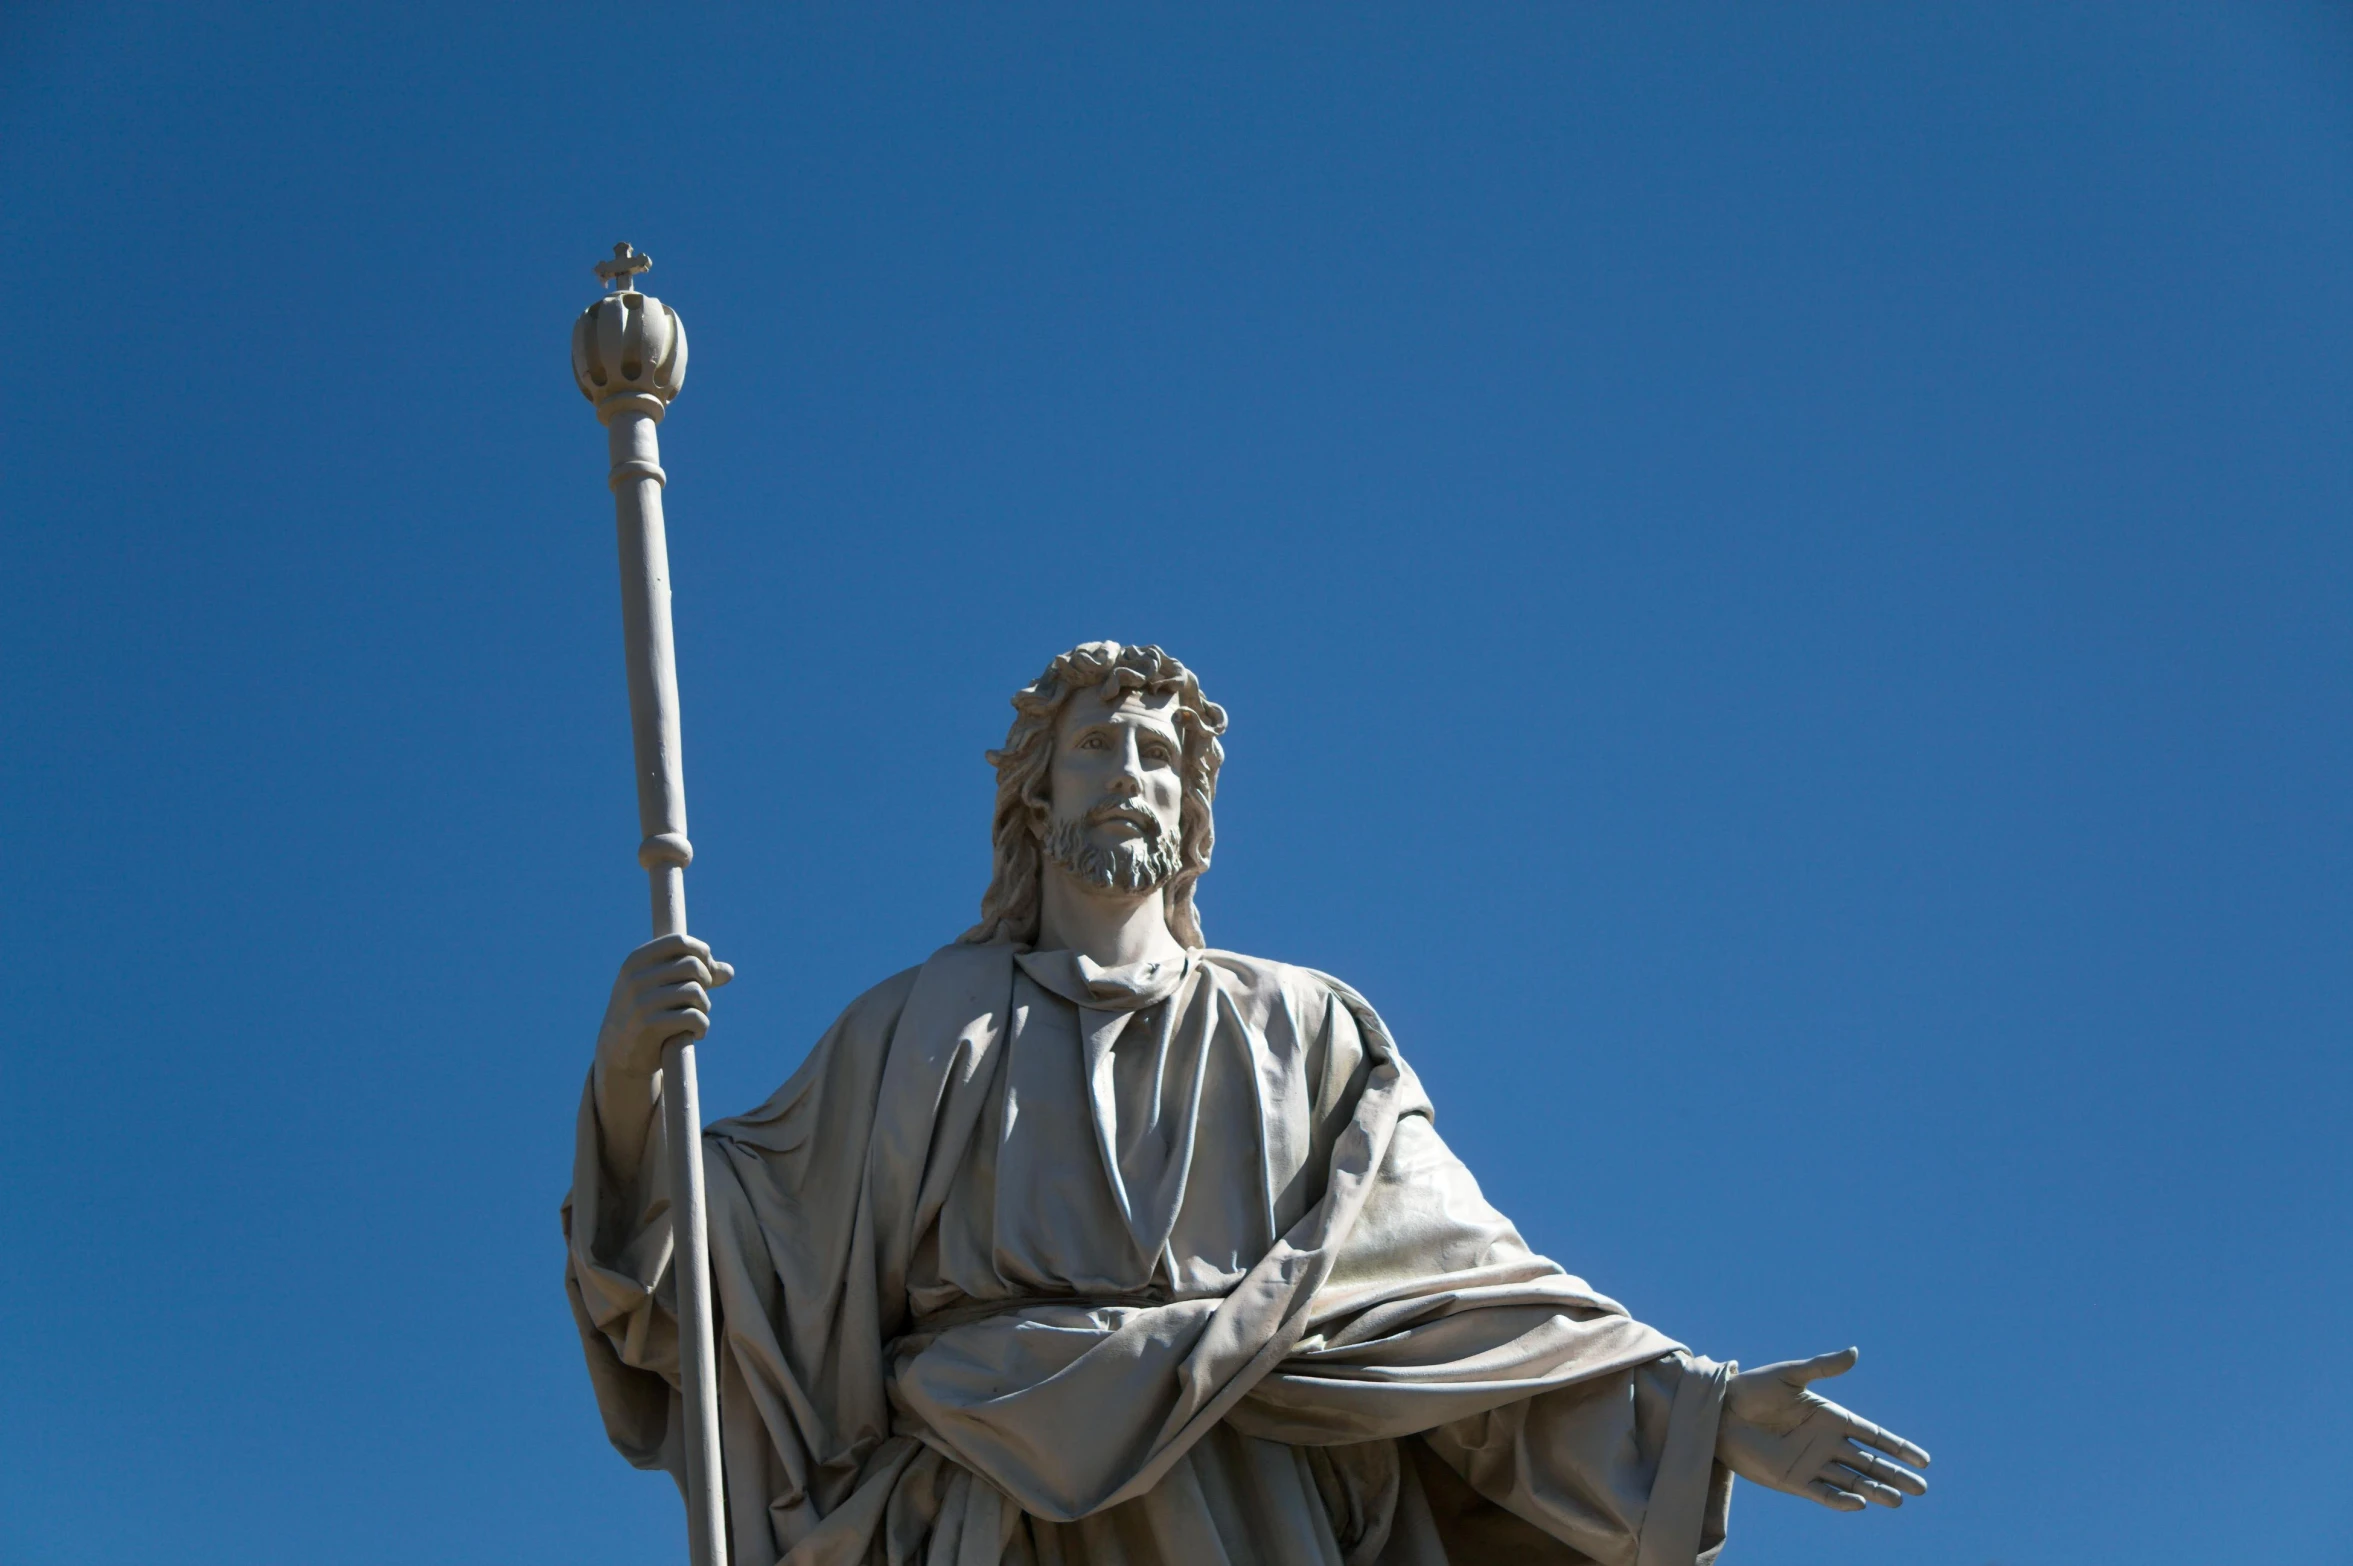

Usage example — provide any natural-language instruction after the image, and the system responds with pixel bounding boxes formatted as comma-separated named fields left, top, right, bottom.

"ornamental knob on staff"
left=572, top=241, right=728, bottom=1566
left=574, top=244, right=688, bottom=415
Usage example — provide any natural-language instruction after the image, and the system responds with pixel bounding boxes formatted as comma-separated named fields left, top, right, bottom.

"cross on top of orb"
left=595, top=242, right=653, bottom=293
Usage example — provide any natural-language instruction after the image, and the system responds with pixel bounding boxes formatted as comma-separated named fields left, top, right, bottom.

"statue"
left=563, top=641, right=1930, bottom=1564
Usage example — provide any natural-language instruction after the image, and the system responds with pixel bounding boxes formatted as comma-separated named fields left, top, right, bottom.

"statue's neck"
left=1036, top=870, right=1188, bottom=969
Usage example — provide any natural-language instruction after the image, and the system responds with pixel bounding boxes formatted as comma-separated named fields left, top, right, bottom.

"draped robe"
left=565, top=942, right=1734, bottom=1565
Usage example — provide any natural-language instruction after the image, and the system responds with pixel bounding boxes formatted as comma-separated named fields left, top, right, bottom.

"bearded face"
left=1038, top=688, right=1190, bottom=898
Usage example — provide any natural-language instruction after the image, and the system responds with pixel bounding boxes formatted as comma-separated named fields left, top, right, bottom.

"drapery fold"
left=564, top=941, right=1731, bottom=1565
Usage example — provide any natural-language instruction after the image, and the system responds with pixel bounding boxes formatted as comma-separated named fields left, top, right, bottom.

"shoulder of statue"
left=705, top=960, right=928, bottom=1145
left=1206, top=948, right=1404, bottom=1055
left=843, top=960, right=927, bottom=1022
left=1198, top=948, right=1373, bottom=1024
left=793, top=959, right=930, bottom=1061
left=1196, top=946, right=1300, bottom=990
left=808, top=940, right=1019, bottom=1044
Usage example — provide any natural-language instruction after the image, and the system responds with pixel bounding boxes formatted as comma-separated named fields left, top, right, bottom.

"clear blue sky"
left=3, top=5, right=2347, bottom=1563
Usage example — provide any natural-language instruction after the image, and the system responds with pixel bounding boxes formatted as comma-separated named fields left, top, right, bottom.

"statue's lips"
left=1087, top=807, right=1159, bottom=833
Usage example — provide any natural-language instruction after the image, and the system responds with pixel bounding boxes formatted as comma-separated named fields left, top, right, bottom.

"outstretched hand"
left=1716, top=1348, right=1929, bottom=1512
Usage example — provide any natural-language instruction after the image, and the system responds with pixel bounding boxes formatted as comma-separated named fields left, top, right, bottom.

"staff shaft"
left=605, top=398, right=728, bottom=1566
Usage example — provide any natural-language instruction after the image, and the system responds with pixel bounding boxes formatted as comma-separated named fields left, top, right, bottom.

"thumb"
left=709, top=958, right=736, bottom=988
left=1788, top=1347, right=1860, bottom=1385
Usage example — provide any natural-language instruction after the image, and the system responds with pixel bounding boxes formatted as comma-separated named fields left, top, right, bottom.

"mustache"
left=1087, top=801, right=1161, bottom=827
left=1041, top=810, right=1183, bottom=895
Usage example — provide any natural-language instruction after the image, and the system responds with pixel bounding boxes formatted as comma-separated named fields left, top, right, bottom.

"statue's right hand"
left=595, top=934, right=735, bottom=1081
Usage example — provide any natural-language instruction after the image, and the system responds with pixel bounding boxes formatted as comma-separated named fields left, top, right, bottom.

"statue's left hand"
left=1715, top=1348, right=1930, bottom=1511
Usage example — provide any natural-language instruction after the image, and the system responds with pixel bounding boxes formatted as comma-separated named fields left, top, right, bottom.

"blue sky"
left=2, top=4, right=2347, bottom=1562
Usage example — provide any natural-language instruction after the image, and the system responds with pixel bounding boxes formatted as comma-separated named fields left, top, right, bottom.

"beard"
left=1041, top=807, right=1184, bottom=895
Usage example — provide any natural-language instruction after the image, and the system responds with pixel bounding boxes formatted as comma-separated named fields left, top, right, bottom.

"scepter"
left=571, top=242, right=727, bottom=1566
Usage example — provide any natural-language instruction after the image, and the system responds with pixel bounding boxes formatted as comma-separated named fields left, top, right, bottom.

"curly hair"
left=961, top=642, right=1228, bottom=949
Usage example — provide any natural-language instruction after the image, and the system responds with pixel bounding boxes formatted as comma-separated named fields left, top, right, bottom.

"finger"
left=627, top=933, right=714, bottom=973
left=641, top=982, right=711, bottom=1016
left=1788, top=1347, right=1860, bottom=1386
left=1823, top=1460, right=1907, bottom=1508
left=1846, top=1475, right=1905, bottom=1509
left=1804, top=1478, right=1866, bottom=1512
left=642, top=956, right=717, bottom=989
left=645, top=1006, right=710, bottom=1041
left=1832, top=1444, right=1928, bottom=1498
left=1834, top=1410, right=1931, bottom=1469
left=709, top=958, right=735, bottom=988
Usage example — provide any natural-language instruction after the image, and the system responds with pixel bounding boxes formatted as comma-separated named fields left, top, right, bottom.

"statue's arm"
left=590, top=933, right=733, bottom=1187
left=566, top=933, right=728, bottom=1407
left=1287, top=962, right=1929, bottom=1526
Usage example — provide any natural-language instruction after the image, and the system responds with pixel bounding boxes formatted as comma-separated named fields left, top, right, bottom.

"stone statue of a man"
left=565, top=641, right=1928, bottom=1565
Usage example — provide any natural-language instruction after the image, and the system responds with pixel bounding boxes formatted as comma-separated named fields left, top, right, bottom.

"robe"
left=564, top=941, right=1734, bottom=1565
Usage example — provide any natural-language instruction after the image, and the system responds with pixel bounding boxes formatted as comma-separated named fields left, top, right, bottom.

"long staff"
left=572, top=242, right=727, bottom=1566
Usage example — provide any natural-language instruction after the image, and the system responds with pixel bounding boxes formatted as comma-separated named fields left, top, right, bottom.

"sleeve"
left=557, top=966, right=919, bottom=1498
left=558, top=1053, right=726, bottom=1476
left=1417, top=1352, right=1733, bottom=1566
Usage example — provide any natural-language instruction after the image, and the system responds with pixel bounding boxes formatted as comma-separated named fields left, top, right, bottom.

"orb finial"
left=574, top=243, right=687, bottom=416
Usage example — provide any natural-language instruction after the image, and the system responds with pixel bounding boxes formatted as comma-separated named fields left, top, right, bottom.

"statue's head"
left=963, top=642, right=1228, bottom=949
